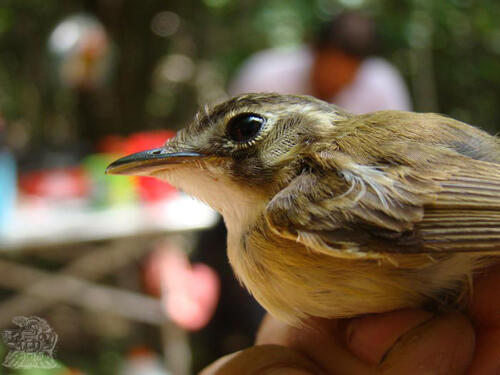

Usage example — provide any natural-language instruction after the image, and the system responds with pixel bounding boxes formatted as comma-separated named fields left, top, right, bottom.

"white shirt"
left=230, top=46, right=412, bottom=114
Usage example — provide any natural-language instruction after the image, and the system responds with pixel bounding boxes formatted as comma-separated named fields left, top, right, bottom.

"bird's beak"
left=105, top=148, right=205, bottom=176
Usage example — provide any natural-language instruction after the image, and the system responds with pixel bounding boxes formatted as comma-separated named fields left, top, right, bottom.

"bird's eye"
left=226, top=113, right=265, bottom=143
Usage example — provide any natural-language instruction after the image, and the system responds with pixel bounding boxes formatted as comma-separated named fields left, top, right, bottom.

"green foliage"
left=0, top=0, right=499, bottom=148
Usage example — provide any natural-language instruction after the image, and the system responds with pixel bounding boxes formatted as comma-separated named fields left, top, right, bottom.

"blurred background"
left=0, top=0, right=499, bottom=374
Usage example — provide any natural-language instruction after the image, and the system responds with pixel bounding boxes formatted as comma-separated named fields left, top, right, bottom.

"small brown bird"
left=107, top=93, right=500, bottom=325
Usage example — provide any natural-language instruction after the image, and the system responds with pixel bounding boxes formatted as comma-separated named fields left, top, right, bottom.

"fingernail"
left=345, top=309, right=435, bottom=365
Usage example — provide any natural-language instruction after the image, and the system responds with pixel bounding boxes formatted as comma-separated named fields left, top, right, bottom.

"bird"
left=107, top=93, right=500, bottom=325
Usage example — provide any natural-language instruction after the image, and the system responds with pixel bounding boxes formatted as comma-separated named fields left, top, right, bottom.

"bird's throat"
left=152, top=165, right=266, bottom=231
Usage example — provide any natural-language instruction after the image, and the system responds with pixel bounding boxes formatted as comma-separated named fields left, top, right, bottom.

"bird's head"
left=106, top=93, right=349, bottom=219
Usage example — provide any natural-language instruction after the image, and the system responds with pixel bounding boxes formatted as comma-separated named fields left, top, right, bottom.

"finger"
left=343, top=309, right=434, bottom=365
left=379, top=311, right=474, bottom=375
left=470, top=262, right=500, bottom=328
left=467, top=262, right=500, bottom=374
left=466, top=328, right=500, bottom=375
left=257, top=314, right=376, bottom=375
left=198, top=345, right=320, bottom=375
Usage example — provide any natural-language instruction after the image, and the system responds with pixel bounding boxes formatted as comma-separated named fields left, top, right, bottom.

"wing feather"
left=265, top=143, right=500, bottom=257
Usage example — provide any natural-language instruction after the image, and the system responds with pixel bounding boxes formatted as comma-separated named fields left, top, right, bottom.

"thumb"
left=198, top=345, right=320, bottom=375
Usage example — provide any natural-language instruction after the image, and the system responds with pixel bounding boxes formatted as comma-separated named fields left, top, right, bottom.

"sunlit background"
left=0, top=0, right=499, bottom=374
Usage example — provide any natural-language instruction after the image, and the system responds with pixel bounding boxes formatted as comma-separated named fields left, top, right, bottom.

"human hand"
left=200, top=263, right=500, bottom=375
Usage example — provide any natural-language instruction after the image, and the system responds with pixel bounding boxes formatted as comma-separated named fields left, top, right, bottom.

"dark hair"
left=315, top=11, right=379, bottom=58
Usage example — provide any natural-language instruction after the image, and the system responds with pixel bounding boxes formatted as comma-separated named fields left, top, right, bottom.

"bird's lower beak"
left=106, top=148, right=205, bottom=176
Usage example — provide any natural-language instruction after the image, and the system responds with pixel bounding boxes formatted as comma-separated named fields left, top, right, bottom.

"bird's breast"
left=225, top=216, right=480, bottom=325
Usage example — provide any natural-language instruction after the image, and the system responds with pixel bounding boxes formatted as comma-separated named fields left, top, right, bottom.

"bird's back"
left=334, top=110, right=500, bottom=165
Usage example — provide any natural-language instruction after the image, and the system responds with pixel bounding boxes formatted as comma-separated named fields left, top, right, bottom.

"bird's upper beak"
left=105, top=148, right=205, bottom=176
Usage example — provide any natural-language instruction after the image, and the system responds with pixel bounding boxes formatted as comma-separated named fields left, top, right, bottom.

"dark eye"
left=226, top=113, right=265, bottom=143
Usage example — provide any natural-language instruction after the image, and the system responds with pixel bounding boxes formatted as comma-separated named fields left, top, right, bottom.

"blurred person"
left=230, top=11, right=412, bottom=114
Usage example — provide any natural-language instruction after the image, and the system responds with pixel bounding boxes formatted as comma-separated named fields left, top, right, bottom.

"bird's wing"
left=264, top=145, right=500, bottom=259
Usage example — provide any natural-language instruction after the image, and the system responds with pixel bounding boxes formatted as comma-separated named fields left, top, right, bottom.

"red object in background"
left=19, top=167, right=90, bottom=199
left=143, top=242, right=220, bottom=331
left=124, top=131, right=177, bottom=202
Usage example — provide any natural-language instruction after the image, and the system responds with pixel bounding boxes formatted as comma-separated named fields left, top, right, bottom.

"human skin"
left=200, top=263, right=500, bottom=375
